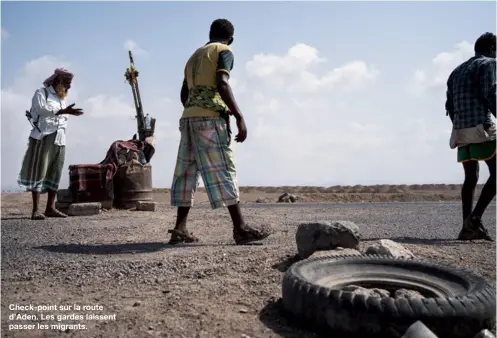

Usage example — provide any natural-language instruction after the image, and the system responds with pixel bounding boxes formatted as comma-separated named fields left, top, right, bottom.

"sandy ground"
left=1, top=190, right=496, bottom=338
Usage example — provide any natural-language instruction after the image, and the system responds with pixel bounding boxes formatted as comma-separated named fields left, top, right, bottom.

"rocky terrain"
left=1, top=190, right=495, bottom=338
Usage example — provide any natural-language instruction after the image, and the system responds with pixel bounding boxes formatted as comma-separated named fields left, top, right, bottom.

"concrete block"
left=136, top=201, right=157, bottom=212
left=55, top=202, right=71, bottom=212
left=101, top=200, right=113, bottom=210
left=68, top=202, right=101, bottom=216
left=57, top=189, right=73, bottom=203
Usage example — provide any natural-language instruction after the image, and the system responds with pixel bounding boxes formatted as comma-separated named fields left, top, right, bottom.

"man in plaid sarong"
left=18, top=68, right=84, bottom=220
left=169, top=19, right=270, bottom=245
left=446, top=32, right=496, bottom=241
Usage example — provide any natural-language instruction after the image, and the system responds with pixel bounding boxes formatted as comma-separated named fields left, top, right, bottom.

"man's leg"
left=44, top=190, right=61, bottom=215
left=44, top=145, right=67, bottom=217
left=227, top=203, right=269, bottom=245
left=470, top=156, right=496, bottom=219
left=31, top=191, right=45, bottom=220
left=192, top=118, right=269, bottom=244
left=461, top=160, right=479, bottom=221
left=169, top=119, right=200, bottom=244
left=174, top=206, right=191, bottom=232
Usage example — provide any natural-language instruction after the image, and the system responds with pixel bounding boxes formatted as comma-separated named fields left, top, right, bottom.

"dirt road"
left=1, top=192, right=495, bottom=338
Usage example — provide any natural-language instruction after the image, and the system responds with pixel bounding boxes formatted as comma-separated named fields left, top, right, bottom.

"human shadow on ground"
left=35, top=242, right=214, bottom=255
left=1, top=216, right=30, bottom=220
left=364, top=237, right=473, bottom=245
left=259, top=298, right=323, bottom=338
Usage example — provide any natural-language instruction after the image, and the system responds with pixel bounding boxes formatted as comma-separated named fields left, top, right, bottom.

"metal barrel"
left=113, top=162, right=153, bottom=209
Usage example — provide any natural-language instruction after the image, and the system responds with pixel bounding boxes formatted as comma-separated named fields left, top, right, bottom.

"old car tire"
left=282, top=255, right=496, bottom=338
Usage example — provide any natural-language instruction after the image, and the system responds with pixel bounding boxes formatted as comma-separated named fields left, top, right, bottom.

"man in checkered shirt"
left=445, top=32, right=496, bottom=241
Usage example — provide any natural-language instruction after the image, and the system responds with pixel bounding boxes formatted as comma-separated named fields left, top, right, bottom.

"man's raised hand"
left=57, top=104, right=84, bottom=116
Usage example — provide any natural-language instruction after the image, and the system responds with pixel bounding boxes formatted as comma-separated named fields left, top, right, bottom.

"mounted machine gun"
left=124, top=50, right=155, bottom=141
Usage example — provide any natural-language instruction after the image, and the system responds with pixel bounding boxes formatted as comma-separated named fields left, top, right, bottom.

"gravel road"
left=1, top=201, right=495, bottom=338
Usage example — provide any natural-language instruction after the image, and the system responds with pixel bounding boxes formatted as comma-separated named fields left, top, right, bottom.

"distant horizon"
left=0, top=182, right=485, bottom=193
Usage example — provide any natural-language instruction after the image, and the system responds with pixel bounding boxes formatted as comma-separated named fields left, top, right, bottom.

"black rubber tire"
left=282, top=255, right=496, bottom=338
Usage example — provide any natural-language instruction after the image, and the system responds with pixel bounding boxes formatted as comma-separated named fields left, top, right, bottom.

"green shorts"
left=457, top=140, right=496, bottom=163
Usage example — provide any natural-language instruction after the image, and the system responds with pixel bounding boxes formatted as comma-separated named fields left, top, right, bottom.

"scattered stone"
left=401, top=321, right=438, bottom=338
left=136, top=201, right=157, bottom=212
left=255, top=198, right=267, bottom=203
left=342, top=285, right=390, bottom=298
left=474, top=330, right=496, bottom=338
left=296, top=221, right=361, bottom=259
left=278, top=193, right=297, bottom=203
left=67, top=203, right=101, bottom=217
left=365, top=239, right=415, bottom=259
left=239, top=308, right=248, bottom=313
left=133, top=301, right=141, bottom=307
left=309, top=248, right=362, bottom=260
left=394, top=289, right=425, bottom=299
left=57, top=189, right=73, bottom=203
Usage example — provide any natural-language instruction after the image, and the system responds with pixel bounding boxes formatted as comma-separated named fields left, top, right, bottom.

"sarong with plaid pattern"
left=17, top=132, right=65, bottom=193
left=171, top=117, right=239, bottom=209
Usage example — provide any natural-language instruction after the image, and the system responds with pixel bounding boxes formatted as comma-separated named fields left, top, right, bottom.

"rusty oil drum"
left=113, top=162, right=153, bottom=209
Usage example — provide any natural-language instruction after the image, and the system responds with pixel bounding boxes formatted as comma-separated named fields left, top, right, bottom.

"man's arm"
left=480, top=58, right=496, bottom=117
left=445, top=73, right=455, bottom=122
left=31, top=89, right=77, bottom=116
left=180, top=79, right=189, bottom=107
left=216, top=49, right=243, bottom=120
left=445, top=89, right=455, bottom=122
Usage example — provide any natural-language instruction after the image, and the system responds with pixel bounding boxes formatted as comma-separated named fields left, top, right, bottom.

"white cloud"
left=123, top=39, right=148, bottom=56
left=245, top=43, right=378, bottom=94
left=1, top=27, right=9, bottom=39
left=409, top=41, right=473, bottom=96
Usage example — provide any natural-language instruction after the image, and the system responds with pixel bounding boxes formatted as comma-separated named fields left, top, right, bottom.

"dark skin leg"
left=471, top=156, right=496, bottom=218
left=174, top=204, right=244, bottom=232
left=462, top=160, right=479, bottom=221
left=227, top=203, right=245, bottom=232
left=45, top=190, right=57, bottom=213
left=31, top=191, right=40, bottom=214
left=174, top=207, right=191, bottom=232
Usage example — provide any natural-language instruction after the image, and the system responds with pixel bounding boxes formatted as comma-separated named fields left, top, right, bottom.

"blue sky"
left=1, top=1, right=496, bottom=189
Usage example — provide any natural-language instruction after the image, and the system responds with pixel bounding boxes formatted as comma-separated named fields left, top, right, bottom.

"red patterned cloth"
left=69, top=164, right=113, bottom=194
left=68, top=140, right=145, bottom=194
left=99, top=140, right=145, bottom=178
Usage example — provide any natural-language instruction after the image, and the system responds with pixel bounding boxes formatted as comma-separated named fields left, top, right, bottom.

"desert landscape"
left=1, top=185, right=496, bottom=337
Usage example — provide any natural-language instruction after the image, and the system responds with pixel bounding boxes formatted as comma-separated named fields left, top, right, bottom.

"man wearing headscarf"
left=18, top=68, right=84, bottom=220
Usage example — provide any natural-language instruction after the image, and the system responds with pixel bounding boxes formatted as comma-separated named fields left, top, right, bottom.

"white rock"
left=394, top=289, right=425, bottom=299
left=342, top=285, right=390, bottom=298
left=473, top=329, right=496, bottom=338
left=401, top=321, right=438, bottom=338
left=365, top=239, right=415, bottom=259
left=309, top=248, right=362, bottom=260
left=136, top=201, right=157, bottom=212
left=68, top=203, right=101, bottom=216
